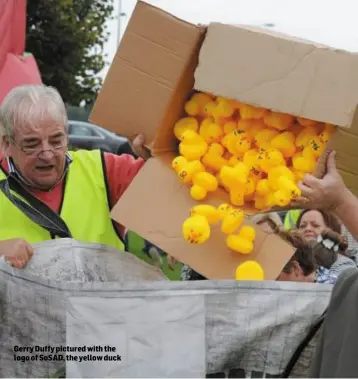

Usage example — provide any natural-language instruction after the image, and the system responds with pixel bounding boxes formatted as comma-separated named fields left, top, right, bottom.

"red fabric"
left=0, top=54, right=42, bottom=104
left=0, top=0, right=41, bottom=105
left=10, top=0, right=26, bottom=54
left=0, top=153, right=145, bottom=239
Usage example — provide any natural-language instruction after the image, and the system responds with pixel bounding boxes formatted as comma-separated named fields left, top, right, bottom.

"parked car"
left=68, top=120, right=135, bottom=156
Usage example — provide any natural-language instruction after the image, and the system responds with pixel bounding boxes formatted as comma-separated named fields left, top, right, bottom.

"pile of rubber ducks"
left=173, top=91, right=336, bottom=211
left=182, top=204, right=263, bottom=280
left=174, top=91, right=336, bottom=281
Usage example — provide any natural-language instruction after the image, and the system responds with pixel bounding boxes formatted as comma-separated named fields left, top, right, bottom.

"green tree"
left=26, top=0, right=114, bottom=106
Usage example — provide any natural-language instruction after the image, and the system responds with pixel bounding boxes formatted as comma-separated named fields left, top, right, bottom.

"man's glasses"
left=12, top=138, right=68, bottom=156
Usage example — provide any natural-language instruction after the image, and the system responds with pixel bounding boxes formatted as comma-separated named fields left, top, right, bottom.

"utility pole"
left=116, top=0, right=122, bottom=47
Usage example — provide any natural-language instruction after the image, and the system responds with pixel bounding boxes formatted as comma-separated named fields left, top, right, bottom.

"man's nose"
left=38, top=144, right=55, bottom=159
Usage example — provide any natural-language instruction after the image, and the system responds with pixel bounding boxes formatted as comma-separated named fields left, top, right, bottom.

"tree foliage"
left=26, top=0, right=114, bottom=106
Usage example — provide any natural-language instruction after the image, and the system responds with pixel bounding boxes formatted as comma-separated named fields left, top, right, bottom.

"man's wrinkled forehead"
left=14, top=116, right=66, bottom=139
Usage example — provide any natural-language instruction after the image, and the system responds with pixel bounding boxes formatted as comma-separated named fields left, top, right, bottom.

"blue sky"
left=102, top=0, right=358, bottom=79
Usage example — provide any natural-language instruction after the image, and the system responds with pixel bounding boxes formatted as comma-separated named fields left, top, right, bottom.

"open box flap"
left=314, top=106, right=358, bottom=196
left=194, top=22, right=358, bottom=128
left=111, top=154, right=294, bottom=280
left=90, top=0, right=205, bottom=152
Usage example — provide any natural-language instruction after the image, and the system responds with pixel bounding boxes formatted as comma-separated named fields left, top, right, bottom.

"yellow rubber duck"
left=223, top=120, right=237, bottom=134
left=212, top=98, right=235, bottom=122
left=235, top=261, right=264, bottom=280
left=291, top=167, right=306, bottom=182
left=297, top=117, right=319, bottom=128
left=229, top=187, right=246, bottom=207
left=221, top=209, right=244, bottom=234
left=227, top=156, right=241, bottom=167
left=235, top=134, right=253, bottom=155
left=268, top=165, right=295, bottom=191
left=184, top=92, right=212, bottom=117
left=199, top=118, right=224, bottom=143
left=217, top=203, right=233, bottom=219
left=190, top=205, right=221, bottom=224
left=239, top=104, right=268, bottom=120
left=295, top=127, right=318, bottom=149
left=226, top=225, right=256, bottom=254
left=259, top=149, right=285, bottom=173
left=177, top=160, right=205, bottom=184
left=243, top=149, right=262, bottom=180
left=256, top=178, right=270, bottom=197
left=190, top=172, right=218, bottom=201
left=253, top=128, right=279, bottom=150
left=202, top=101, right=217, bottom=118
left=202, top=143, right=228, bottom=172
left=179, top=130, right=208, bottom=161
left=174, top=117, right=199, bottom=141
left=226, top=130, right=250, bottom=156
left=182, top=215, right=211, bottom=244
left=270, top=131, right=296, bottom=158
left=253, top=194, right=266, bottom=210
left=244, top=177, right=256, bottom=196
left=264, top=111, right=294, bottom=131
left=277, top=176, right=302, bottom=200
left=304, top=136, right=325, bottom=158
left=292, top=152, right=316, bottom=173
left=220, top=162, right=249, bottom=188
left=274, top=189, right=292, bottom=207
left=171, top=156, right=188, bottom=173
left=319, top=123, right=336, bottom=144
left=265, top=192, right=277, bottom=208
left=246, top=120, right=266, bottom=139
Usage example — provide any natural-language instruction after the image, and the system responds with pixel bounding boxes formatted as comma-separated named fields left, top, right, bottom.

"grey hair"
left=0, top=84, right=68, bottom=141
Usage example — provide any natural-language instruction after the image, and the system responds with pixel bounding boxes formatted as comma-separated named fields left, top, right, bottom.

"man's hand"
left=0, top=239, right=33, bottom=269
left=130, top=134, right=151, bottom=161
left=295, top=151, right=347, bottom=210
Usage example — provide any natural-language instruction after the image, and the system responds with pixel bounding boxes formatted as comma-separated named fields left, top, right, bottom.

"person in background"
left=277, top=229, right=338, bottom=284
left=251, top=212, right=283, bottom=234
left=0, top=84, right=150, bottom=268
left=284, top=207, right=358, bottom=263
left=296, top=209, right=342, bottom=240
left=296, top=209, right=356, bottom=276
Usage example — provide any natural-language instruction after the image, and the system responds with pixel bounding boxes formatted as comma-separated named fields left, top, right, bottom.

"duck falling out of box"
left=90, top=0, right=358, bottom=281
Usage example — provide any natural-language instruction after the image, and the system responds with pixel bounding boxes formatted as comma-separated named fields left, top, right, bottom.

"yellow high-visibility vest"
left=284, top=209, right=302, bottom=230
left=0, top=149, right=124, bottom=250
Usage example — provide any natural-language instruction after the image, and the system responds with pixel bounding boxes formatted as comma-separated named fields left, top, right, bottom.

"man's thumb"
left=326, top=150, right=337, bottom=173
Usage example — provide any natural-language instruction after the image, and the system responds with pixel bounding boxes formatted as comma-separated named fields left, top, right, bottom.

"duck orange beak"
left=190, top=232, right=199, bottom=240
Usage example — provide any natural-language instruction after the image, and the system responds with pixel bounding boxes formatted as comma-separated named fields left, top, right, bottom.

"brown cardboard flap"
left=111, top=154, right=294, bottom=280
left=90, top=0, right=204, bottom=151
left=195, top=22, right=358, bottom=127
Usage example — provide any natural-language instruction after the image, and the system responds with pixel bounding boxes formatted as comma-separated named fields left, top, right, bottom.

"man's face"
left=3, top=117, right=68, bottom=190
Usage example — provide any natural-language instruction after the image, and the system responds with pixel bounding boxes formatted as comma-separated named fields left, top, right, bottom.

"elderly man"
left=0, top=84, right=149, bottom=268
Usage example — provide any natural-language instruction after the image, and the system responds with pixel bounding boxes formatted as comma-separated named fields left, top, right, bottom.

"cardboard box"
left=90, top=1, right=358, bottom=279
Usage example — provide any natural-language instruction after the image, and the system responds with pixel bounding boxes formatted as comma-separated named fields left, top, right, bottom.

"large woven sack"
left=0, top=237, right=332, bottom=379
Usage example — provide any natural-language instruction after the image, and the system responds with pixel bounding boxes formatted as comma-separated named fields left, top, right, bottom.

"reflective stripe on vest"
left=284, top=209, right=302, bottom=230
left=0, top=150, right=124, bottom=250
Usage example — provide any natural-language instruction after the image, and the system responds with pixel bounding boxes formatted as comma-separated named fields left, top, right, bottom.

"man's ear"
left=1, top=136, right=11, bottom=157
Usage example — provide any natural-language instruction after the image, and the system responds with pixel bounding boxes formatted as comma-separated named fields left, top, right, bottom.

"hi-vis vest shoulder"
left=0, top=150, right=124, bottom=250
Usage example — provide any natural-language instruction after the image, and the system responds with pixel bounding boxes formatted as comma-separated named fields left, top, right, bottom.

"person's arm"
left=103, top=153, right=145, bottom=208
left=334, top=189, right=358, bottom=241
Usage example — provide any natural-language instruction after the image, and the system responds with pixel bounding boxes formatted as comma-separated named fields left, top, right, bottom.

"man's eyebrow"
left=49, top=132, right=65, bottom=139
left=23, top=137, right=40, bottom=144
